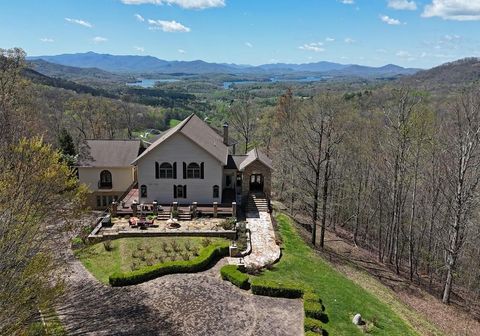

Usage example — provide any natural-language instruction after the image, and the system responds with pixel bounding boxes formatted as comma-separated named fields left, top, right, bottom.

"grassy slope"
left=76, top=237, right=225, bottom=284
left=253, top=214, right=419, bottom=336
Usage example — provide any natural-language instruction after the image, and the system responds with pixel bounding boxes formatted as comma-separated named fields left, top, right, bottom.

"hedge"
left=109, top=242, right=230, bottom=286
left=250, top=278, right=304, bottom=298
left=304, top=300, right=324, bottom=320
left=304, top=317, right=323, bottom=333
left=305, top=331, right=323, bottom=336
left=303, top=291, right=322, bottom=303
left=220, top=265, right=250, bottom=289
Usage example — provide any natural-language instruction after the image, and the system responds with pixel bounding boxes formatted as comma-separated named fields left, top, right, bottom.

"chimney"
left=223, top=122, right=229, bottom=146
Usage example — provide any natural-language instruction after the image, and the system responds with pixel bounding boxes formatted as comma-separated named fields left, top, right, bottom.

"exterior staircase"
left=156, top=211, right=170, bottom=221
left=246, top=193, right=269, bottom=213
left=178, top=210, right=192, bottom=221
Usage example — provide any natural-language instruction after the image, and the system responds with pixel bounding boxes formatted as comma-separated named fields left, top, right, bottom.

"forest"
left=1, top=47, right=480, bottom=333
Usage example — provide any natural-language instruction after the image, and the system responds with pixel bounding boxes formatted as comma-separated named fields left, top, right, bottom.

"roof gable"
left=77, top=140, right=141, bottom=167
left=239, top=148, right=273, bottom=171
left=133, top=114, right=228, bottom=164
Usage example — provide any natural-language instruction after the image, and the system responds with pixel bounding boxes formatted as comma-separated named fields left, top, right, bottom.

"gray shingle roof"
left=132, top=114, right=229, bottom=164
left=239, top=148, right=273, bottom=171
left=77, top=140, right=141, bottom=167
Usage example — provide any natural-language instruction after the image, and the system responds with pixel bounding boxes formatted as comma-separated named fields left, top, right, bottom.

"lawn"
left=252, top=214, right=419, bottom=336
left=76, top=237, right=227, bottom=284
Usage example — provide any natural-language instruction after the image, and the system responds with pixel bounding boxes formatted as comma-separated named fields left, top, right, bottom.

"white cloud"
left=178, top=49, right=186, bottom=53
left=423, top=1, right=480, bottom=21
left=65, top=18, right=92, bottom=28
left=325, top=37, right=335, bottom=42
left=92, top=36, right=108, bottom=44
left=120, top=0, right=225, bottom=10
left=40, top=38, right=54, bottom=43
left=134, top=13, right=145, bottom=22
left=376, top=48, right=388, bottom=53
left=339, top=0, right=354, bottom=4
left=344, top=37, right=355, bottom=43
left=134, top=46, right=145, bottom=52
left=380, top=15, right=402, bottom=25
left=148, top=19, right=191, bottom=32
left=245, top=42, right=253, bottom=48
left=299, top=42, right=324, bottom=52
left=388, top=0, right=417, bottom=10
left=396, top=50, right=415, bottom=60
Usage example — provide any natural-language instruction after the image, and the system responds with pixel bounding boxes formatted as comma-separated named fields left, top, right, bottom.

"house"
left=76, top=139, right=143, bottom=209
left=133, top=114, right=272, bottom=206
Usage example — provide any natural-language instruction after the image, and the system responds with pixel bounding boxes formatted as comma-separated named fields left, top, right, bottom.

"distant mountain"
left=28, top=59, right=132, bottom=84
left=402, top=58, right=480, bottom=89
left=27, top=51, right=419, bottom=78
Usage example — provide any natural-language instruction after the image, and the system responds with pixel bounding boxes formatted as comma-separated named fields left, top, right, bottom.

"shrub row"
left=304, top=318, right=323, bottom=334
left=250, top=278, right=304, bottom=298
left=109, top=242, right=230, bottom=286
left=303, top=291, right=326, bottom=335
left=220, top=265, right=250, bottom=289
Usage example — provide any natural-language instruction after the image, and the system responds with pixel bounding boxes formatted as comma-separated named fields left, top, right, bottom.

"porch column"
left=131, top=201, right=138, bottom=217
left=111, top=201, right=118, bottom=217
left=152, top=201, right=158, bottom=216
left=213, top=202, right=218, bottom=218
left=192, top=202, right=198, bottom=218
left=232, top=202, right=237, bottom=219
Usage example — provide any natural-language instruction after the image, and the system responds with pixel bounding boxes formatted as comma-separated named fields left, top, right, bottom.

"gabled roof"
left=239, top=148, right=273, bottom=171
left=132, top=114, right=229, bottom=164
left=77, top=140, right=141, bottom=167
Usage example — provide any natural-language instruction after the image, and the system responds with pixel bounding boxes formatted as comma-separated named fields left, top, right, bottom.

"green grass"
left=169, top=119, right=181, bottom=128
left=76, top=237, right=226, bottom=284
left=251, top=214, right=419, bottom=336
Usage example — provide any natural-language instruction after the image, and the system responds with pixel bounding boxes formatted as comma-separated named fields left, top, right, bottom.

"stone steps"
left=247, top=193, right=269, bottom=213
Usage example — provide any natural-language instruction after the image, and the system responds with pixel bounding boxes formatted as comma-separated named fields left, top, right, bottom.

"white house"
left=76, top=139, right=142, bottom=209
left=133, top=114, right=272, bottom=206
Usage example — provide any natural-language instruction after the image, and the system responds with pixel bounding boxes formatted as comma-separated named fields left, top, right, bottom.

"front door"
left=249, top=174, right=263, bottom=192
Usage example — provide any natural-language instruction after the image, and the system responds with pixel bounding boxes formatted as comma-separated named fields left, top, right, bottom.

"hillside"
left=402, top=58, right=480, bottom=90
left=28, top=51, right=419, bottom=78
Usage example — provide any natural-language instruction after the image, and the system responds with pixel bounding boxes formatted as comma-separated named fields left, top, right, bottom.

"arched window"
left=140, top=185, right=147, bottom=197
left=213, top=185, right=219, bottom=198
left=159, top=162, right=174, bottom=178
left=187, top=162, right=201, bottom=179
left=99, top=170, right=112, bottom=188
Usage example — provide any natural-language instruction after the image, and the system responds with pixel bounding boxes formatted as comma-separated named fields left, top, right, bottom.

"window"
left=226, top=175, right=232, bottom=187
left=174, top=185, right=187, bottom=199
left=186, top=163, right=201, bottom=179
left=102, top=196, right=108, bottom=207
left=140, top=185, right=147, bottom=197
left=96, top=196, right=101, bottom=207
left=213, top=185, right=219, bottom=198
left=99, top=170, right=112, bottom=188
left=158, top=162, right=175, bottom=179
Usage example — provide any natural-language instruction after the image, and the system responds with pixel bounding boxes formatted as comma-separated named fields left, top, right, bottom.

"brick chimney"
left=223, top=122, right=229, bottom=146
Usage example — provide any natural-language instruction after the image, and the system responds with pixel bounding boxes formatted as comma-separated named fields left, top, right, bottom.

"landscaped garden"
left=221, top=213, right=420, bottom=336
left=75, top=237, right=228, bottom=284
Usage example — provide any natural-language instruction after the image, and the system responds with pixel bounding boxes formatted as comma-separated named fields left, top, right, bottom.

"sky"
left=1, top=0, right=480, bottom=68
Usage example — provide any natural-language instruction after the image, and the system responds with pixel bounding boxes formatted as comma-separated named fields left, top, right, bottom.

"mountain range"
left=27, top=51, right=419, bottom=77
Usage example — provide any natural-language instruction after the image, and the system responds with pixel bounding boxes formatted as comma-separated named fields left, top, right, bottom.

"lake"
left=126, top=78, right=181, bottom=88
left=223, top=76, right=328, bottom=89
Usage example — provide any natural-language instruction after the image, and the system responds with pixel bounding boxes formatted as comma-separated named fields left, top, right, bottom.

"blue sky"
left=1, top=0, right=480, bottom=68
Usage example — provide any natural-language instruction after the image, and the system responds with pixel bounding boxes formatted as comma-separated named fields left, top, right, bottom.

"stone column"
left=213, top=202, right=218, bottom=218
left=152, top=201, right=158, bottom=216
left=172, top=202, right=178, bottom=218
left=232, top=202, right=237, bottom=219
left=131, top=201, right=138, bottom=217
left=192, top=202, right=198, bottom=218
left=111, top=201, right=118, bottom=217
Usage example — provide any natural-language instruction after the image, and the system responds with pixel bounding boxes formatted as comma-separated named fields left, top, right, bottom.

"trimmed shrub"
left=303, top=291, right=322, bottom=303
left=304, top=317, right=323, bottom=333
left=109, top=242, right=229, bottom=286
left=304, top=300, right=324, bottom=320
left=220, top=265, right=250, bottom=289
left=250, top=278, right=304, bottom=298
left=305, top=331, right=323, bottom=336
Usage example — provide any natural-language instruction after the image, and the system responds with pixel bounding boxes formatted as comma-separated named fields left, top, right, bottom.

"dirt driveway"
left=57, top=254, right=303, bottom=336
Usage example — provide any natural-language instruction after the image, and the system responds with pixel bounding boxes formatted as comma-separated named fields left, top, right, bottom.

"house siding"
left=137, top=132, right=223, bottom=205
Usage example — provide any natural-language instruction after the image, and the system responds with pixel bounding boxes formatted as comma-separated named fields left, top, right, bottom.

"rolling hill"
left=28, top=51, right=419, bottom=78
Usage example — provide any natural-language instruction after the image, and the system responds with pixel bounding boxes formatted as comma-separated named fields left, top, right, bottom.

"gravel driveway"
left=57, top=254, right=303, bottom=336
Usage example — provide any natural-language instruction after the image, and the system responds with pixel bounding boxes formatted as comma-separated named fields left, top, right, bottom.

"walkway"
left=243, top=211, right=281, bottom=269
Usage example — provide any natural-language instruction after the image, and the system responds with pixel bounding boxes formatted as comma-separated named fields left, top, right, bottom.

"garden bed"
left=75, top=236, right=229, bottom=284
